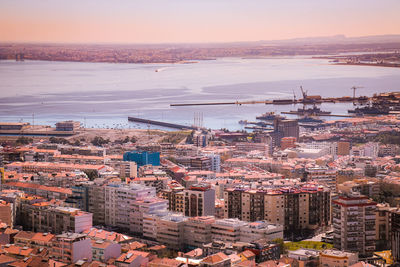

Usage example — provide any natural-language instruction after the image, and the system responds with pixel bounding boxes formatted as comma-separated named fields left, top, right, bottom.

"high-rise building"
left=337, top=141, right=351, bottom=156
left=275, top=119, right=299, bottom=140
left=391, top=208, right=400, bottom=263
left=123, top=150, right=160, bottom=167
left=160, top=184, right=185, bottom=213
left=224, top=185, right=330, bottom=238
left=332, top=194, right=376, bottom=257
left=104, top=183, right=156, bottom=231
left=184, top=184, right=215, bottom=217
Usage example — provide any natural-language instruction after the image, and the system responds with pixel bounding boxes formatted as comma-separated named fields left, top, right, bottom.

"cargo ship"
left=256, top=112, right=283, bottom=121
left=348, top=105, right=390, bottom=115
left=282, top=105, right=331, bottom=116
left=297, top=116, right=324, bottom=123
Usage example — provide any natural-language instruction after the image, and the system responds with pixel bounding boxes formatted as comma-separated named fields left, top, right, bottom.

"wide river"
left=1, top=57, right=400, bottom=130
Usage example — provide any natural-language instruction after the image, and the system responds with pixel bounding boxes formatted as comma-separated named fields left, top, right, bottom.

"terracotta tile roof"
left=32, top=232, right=54, bottom=243
left=3, top=245, right=33, bottom=257
left=149, top=258, right=182, bottom=267
left=123, top=241, right=146, bottom=251
left=0, top=254, right=17, bottom=264
left=201, top=252, right=230, bottom=264
left=116, top=252, right=141, bottom=264
left=14, top=231, right=36, bottom=241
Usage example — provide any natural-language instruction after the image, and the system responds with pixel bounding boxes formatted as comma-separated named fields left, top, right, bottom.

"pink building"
left=51, top=233, right=92, bottom=263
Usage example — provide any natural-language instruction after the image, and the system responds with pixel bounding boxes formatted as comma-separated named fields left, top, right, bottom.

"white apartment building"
left=351, top=142, right=379, bottom=159
left=298, top=142, right=338, bottom=156
left=131, top=197, right=168, bottom=234
left=157, top=213, right=188, bottom=250
left=203, top=153, right=221, bottom=172
left=104, top=183, right=156, bottom=231
left=240, top=221, right=284, bottom=243
left=211, top=218, right=247, bottom=243
left=184, top=216, right=215, bottom=248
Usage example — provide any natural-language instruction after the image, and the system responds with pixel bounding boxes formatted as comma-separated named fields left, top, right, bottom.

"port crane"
left=300, top=86, right=308, bottom=100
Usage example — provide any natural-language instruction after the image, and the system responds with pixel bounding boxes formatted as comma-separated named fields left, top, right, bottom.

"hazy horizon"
left=2, top=34, right=400, bottom=46
left=1, top=0, right=400, bottom=44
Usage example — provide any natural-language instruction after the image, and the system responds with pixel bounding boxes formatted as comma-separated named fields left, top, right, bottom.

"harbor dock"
left=128, top=116, right=197, bottom=130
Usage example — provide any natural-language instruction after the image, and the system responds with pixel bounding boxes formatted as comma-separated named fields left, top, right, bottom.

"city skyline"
left=1, top=0, right=400, bottom=44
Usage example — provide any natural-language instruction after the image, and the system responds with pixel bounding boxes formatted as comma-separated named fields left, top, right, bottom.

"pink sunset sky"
left=1, top=0, right=399, bottom=44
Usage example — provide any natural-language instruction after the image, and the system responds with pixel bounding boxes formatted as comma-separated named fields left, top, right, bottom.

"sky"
left=1, top=0, right=400, bottom=44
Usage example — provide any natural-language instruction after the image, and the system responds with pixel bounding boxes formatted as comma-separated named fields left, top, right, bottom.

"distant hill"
left=260, top=34, right=400, bottom=45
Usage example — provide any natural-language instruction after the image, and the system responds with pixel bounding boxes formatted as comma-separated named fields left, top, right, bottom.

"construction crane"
left=351, top=86, right=364, bottom=99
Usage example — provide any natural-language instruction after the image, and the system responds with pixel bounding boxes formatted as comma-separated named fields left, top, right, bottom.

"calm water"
left=1, top=57, right=400, bottom=130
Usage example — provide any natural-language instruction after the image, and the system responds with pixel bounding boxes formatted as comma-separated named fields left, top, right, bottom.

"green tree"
left=16, top=136, right=33, bottom=145
left=83, top=169, right=98, bottom=181
left=73, top=140, right=81, bottom=146
left=91, top=136, right=110, bottom=146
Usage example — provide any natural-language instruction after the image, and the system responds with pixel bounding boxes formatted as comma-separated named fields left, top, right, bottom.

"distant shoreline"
left=2, top=41, right=400, bottom=65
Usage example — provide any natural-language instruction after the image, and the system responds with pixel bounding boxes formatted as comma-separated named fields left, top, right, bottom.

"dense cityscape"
left=0, top=95, right=400, bottom=266
left=2, top=1, right=400, bottom=266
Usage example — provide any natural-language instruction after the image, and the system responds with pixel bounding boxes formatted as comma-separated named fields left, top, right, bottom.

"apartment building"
left=142, top=210, right=188, bottom=250
left=176, top=156, right=212, bottom=171
left=3, top=181, right=72, bottom=200
left=224, top=187, right=244, bottom=220
left=0, top=200, right=13, bottom=226
left=91, top=239, right=121, bottom=262
left=157, top=213, right=188, bottom=251
left=51, top=233, right=92, bottom=263
left=6, top=161, right=107, bottom=176
left=105, top=183, right=156, bottom=231
left=88, top=181, right=106, bottom=225
left=281, top=137, right=296, bottom=150
left=332, top=194, right=376, bottom=257
left=13, top=231, right=54, bottom=251
left=241, top=190, right=265, bottom=222
left=375, top=203, right=391, bottom=250
left=240, top=221, right=283, bottom=243
left=20, top=204, right=92, bottom=234
left=184, top=216, right=215, bottom=249
left=120, top=161, right=138, bottom=179
left=52, top=154, right=104, bottom=165
left=305, top=167, right=337, bottom=191
left=337, top=141, right=351, bottom=156
left=203, top=153, right=221, bottom=172
left=224, top=185, right=330, bottom=237
left=337, top=179, right=379, bottom=198
left=132, top=176, right=169, bottom=193
left=211, top=218, right=246, bottom=243
left=184, top=184, right=215, bottom=217
left=391, top=208, right=400, bottom=263
left=131, top=197, right=168, bottom=234
left=160, top=185, right=185, bottom=213
left=319, top=250, right=358, bottom=267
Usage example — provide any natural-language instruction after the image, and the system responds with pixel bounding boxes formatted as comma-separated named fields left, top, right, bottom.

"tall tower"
left=332, top=194, right=376, bottom=257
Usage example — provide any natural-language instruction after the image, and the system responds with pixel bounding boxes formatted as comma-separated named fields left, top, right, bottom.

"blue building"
left=123, top=150, right=160, bottom=167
